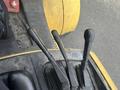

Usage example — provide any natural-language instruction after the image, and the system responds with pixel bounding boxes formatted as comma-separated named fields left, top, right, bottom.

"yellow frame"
left=90, top=52, right=118, bottom=90
left=43, top=0, right=80, bottom=35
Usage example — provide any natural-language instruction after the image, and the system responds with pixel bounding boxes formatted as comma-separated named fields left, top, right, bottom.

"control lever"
left=19, top=16, right=70, bottom=90
left=52, top=30, right=79, bottom=90
left=82, top=29, right=95, bottom=70
left=76, top=29, right=95, bottom=88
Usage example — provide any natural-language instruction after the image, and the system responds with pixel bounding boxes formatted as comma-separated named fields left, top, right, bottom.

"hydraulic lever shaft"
left=82, top=29, right=95, bottom=70
left=52, top=30, right=79, bottom=90
left=19, top=16, right=70, bottom=90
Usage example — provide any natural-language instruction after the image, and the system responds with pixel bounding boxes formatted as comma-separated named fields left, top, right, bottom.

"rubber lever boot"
left=8, top=71, right=36, bottom=90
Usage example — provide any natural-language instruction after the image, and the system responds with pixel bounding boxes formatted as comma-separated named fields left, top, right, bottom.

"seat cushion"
left=0, top=70, right=36, bottom=90
left=0, top=79, right=9, bottom=90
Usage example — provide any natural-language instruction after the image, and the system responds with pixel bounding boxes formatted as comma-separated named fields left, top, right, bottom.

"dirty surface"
left=62, top=0, right=120, bottom=88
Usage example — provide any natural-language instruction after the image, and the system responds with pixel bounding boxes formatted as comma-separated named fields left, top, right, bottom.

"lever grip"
left=82, top=29, right=95, bottom=70
left=84, top=29, right=95, bottom=43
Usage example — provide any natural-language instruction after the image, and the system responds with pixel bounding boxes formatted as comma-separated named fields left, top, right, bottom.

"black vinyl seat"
left=0, top=79, right=9, bottom=90
left=0, top=70, right=36, bottom=90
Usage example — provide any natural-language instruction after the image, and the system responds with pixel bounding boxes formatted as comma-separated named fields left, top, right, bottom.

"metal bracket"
left=3, top=0, right=20, bottom=13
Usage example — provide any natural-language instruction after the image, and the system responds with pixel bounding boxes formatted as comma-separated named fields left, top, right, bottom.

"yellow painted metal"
left=43, top=0, right=80, bottom=35
left=62, top=0, right=80, bottom=34
left=90, top=52, right=118, bottom=90
left=43, top=0, right=63, bottom=34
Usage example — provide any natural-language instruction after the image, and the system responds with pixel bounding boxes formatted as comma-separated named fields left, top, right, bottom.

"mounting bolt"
left=10, top=0, right=17, bottom=8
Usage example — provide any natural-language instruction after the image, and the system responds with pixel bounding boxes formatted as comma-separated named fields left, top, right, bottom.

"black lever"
left=52, top=30, right=79, bottom=90
left=76, top=29, right=95, bottom=88
left=82, top=29, right=95, bottom=70
left=19, top=16, right=70, bottom=90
